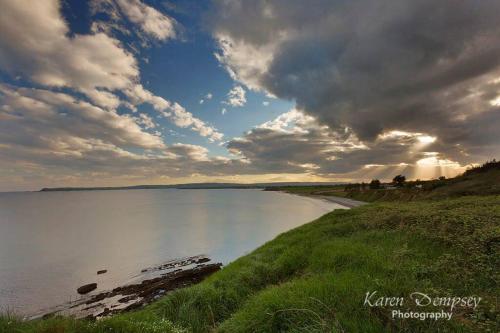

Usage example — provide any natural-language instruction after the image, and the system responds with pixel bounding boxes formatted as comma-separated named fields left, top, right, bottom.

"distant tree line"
left=342, top=158, right=499, bottom=193
left=344, top=174, right=422, bottom=192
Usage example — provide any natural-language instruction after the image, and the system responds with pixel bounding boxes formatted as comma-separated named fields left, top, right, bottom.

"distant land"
left=39, top=182, right=344, bottom=192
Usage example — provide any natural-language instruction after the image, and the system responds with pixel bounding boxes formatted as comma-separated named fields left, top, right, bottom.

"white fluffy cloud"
left=0, top=84, right=243, bottom=190
left=125, top=84, right=223, bottom=142
left=215, top=33, right=277, bottom=91
left=167, top=143, right=209, bottom=161
left=136, top=113, right=157, bottom=129
left=223, top=85, right=247, bottom=107
left=82, top=89, right=122, bottom=110
left=0, top=0, right=222, bottom=143
left=0, top=0, right=230, bottom=190
left=91, top=0, right=177, bottom=42
left=0, top=0, right=138, bottom=93
left=0, top=85, right=164, bottom=150
left=115, top=0, right=176, bottom=40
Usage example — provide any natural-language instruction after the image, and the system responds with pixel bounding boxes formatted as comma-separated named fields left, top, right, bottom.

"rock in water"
left=97, top=270, right=107, bottom=275
left=195, top=257, right=210, bottom=264
left=77, top=283, right=97, bottom=294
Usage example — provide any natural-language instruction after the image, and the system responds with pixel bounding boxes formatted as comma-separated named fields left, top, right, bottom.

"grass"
left=272, top=164, right=500, bottom=203
left=0, top=311, right=186, bottom=333
left=3, top=195, right=498, bottom=332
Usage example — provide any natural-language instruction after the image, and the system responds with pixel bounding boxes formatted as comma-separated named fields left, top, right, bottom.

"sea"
left=0, top=188, right=344, bottom=315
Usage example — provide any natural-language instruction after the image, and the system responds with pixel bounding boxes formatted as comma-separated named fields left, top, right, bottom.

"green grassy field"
left=2, top=193, right=498, bottom=333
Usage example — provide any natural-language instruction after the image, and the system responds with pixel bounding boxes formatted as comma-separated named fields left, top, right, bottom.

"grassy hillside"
left=271, top=161, right=500, bottom=203
left=346, top=166, right=500, bottom=202
left=3, top=195, right=498, bottom=332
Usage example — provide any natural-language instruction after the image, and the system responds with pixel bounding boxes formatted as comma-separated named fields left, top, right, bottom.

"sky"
left=0, top=0, right=499, bottom=191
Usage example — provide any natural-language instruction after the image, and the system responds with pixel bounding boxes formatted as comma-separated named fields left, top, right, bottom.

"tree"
left=393, top=175, right=406, bottom=187
left=369, top=179, right=381, bottom=189
left=438, top=176, right=446, bottom=181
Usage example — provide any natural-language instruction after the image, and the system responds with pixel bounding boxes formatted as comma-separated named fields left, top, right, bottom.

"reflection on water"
left=0, top=189, right=343, bottom=315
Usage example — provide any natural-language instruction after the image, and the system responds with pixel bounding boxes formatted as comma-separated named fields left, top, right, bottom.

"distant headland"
left=39, top=182, right=343, bottom=192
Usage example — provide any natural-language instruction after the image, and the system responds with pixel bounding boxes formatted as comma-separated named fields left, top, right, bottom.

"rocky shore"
left=40, top=255, right=222, bottom=320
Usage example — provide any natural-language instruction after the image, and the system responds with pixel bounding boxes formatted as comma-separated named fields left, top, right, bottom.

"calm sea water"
left=0, top=189, right=343, bottom=316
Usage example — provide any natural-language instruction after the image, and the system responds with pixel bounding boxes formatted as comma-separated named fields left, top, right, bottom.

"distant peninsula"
left=39, top=182, right=343, bottom=192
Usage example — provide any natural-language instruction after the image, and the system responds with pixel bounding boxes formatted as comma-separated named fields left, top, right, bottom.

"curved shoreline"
left=279, top=191, right=367, bottom=208
left=314, top=195, right=367, bottom=208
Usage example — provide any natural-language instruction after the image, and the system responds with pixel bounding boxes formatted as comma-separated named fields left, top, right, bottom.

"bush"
left=369, top=179, right=381, bottom=189
left=392, top=175, right=406, bottom=187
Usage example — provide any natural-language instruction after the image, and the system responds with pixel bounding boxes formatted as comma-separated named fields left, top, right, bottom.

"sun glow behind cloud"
left=413, top=156, right=465, bottom=180
left=417, top=135, right=436, bottom=144
left=378, top=131, right=437, bottom=146
left=364, top=132, right=464, bottom=180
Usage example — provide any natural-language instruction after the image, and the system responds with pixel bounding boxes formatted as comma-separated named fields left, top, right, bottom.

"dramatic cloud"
left=212, top=0, right=500, bottom=164
left=227, top=109, right=366, bottom=173
left=1, top=0, right=498, bottom=190
left=223, top=85, right=247, bottom=107
left=226, top=109, right=468, bottom=179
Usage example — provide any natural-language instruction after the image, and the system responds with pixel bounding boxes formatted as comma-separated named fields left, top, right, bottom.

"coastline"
left=35, top=256, right=222, bottom=320
left=2, top=194, right=498, bottom=332
left=24, top=191, right=357, bottom=321
left=9, top=190, right=334, bottom=320
left=277, top=190, right=367, bottom=208
left=312, top=194, right=367, bottom=208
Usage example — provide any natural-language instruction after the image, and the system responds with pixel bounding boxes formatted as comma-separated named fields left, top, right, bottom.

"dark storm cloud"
left=212, top=0, right=500, bottom=160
